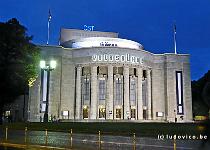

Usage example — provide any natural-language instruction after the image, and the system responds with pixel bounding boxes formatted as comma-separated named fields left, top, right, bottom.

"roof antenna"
left=47, top=9, right=52, bottom=45
left=173, top=22, right=177, bottom=54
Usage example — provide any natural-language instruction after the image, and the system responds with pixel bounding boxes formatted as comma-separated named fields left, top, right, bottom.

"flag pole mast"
left=47, top=9, right=51, bottom=45
left=173, top=23, right=177, bottom=54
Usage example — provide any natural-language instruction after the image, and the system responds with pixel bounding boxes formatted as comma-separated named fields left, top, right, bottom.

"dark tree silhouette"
left=0, top=18, right=40, bottom=124
left=202, top=82, right=210, bottom=108
left=192, top=70, right=210, bottom=116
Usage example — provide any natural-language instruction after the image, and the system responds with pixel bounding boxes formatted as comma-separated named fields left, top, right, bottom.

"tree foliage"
left=0, top=18, right=40, bottom=110
left=192, top=70, right=210, bottom=116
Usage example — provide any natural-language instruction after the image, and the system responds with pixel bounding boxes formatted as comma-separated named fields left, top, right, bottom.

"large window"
left=115, top=78, right=122, bottom=105
left=142, top=80, right=147, bottom=106
left=82, top=77, right=90, bottom=101
left=176, top=71, right=184, bottom=115
left=130, top=78, right=136, bottom=104
left=99, top=79, right=106, bottom=101
left=40, top=70, right=47, bottom=113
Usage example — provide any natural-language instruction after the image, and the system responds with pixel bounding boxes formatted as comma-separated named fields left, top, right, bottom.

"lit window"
left=131, top=109, right=136, bottom=119
left=82, top=77, right=90, bottom=101
left=99, top=108, right=106, bottom=118
left=99, top=79, right=106, bottom=101
left=142, top=80, right=147, bottom=106
left=116, top=109, right=122, bottom=119
left=115, top=78, right=122, bottom=105
left=83, top=106, right=89, bottom=119
left=130, top=78, right=136, bottom=104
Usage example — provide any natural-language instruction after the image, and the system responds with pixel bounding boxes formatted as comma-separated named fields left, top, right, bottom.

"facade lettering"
left=100, top=42, right=118, bottom=47
left=92, top=54, right=143, bottom=64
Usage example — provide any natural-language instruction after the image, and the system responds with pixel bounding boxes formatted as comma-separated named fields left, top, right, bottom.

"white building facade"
left=28, top=28, right=193, bottom=122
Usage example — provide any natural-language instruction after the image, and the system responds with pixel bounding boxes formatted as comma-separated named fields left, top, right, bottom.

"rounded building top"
left=62, top=37, right=144, bottom=50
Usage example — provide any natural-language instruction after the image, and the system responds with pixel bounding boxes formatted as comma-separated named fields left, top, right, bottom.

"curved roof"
left=62, top=37, right=144, bottom=50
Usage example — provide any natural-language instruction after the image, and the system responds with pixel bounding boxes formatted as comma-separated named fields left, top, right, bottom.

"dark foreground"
left=0, top=129, right=210, bottom=150
left=0, top=122, right=209, bottom=149
left=0, top=122, right=205, bottom=137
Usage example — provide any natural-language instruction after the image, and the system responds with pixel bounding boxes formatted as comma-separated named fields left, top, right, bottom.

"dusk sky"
left=0, top=0, right=210, bottom=80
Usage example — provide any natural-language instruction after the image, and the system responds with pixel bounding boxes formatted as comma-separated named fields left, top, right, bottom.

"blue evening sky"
left=0, top=0, right=210, bottom=80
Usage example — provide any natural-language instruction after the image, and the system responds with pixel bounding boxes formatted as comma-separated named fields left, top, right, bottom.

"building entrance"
left=99, top=108, right=106, bottom=119
left=116, top=109, right=122, bottom=119
left=143, top=109, right=147, bottom=120
left=83, top=106, right=89, bottom=119
left=131, top=109, right=136, bottom=119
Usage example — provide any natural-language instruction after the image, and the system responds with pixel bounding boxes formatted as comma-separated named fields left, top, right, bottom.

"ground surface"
left=0, top=122, right=205, bottom=137
left=0, top=122, right=209, bottom=150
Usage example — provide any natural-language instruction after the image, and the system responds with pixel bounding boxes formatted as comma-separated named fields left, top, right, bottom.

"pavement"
left=0, top=129, right=210, bottom=150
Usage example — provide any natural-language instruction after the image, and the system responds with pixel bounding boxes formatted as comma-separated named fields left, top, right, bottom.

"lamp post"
left=40, top=60, right=56, bottom=122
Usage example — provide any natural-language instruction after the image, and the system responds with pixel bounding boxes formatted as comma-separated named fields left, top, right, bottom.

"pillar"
left=90, top=66, right=97, bottom=119
left=75, top=66, right=81, bottom=119
left=137, top=67, right=143, bottom=120
left=123, top=66, right=130, bottom=119
left=147, top=69, right=152, bottom=120
left=106, top=65, right=114, bottom=119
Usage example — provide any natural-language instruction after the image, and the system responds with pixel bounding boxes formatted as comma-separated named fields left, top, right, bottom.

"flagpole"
left=47, top=9, right=51, bottom=45
left=173, top=24, right=177, bottom=54
left=47, top=20, right=50, bottom=45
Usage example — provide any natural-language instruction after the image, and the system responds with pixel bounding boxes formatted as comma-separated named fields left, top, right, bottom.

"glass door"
left=83, top=106, right=89, bottom=119
left=116, top=109, right=122, bottom=119
left=99, top=108, right=106, bottom=119
left=131, top=109, right=136, bottom=119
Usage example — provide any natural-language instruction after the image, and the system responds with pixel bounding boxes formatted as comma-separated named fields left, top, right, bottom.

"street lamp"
left=40, top=60, right=56, bottom=122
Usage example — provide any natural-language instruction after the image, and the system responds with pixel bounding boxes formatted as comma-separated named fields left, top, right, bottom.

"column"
left=123, top=66, right=130, bottom=119
left=147, top=69, right=152, bottom=120
left=90, top=66, right=97, bottom=119
left=137, top=67, right=143, bottom=120
left=106, top=65, right=113, bottom=119
left=75, top=66, right=82, bottom=119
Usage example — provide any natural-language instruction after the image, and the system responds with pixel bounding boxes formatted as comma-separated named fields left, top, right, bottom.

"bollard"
left=5, top=126, right=8, bottom=142
left=70, top=129, right=73, bottom=148
left=45, top=129, right=48, bottom=145
left=98, top=131, right=101, bottom=150
left=173, top=138, right=176, bottom=150
left=24, top=127, right=28, bottom=143
left=133, top=133, right=136, bottom=150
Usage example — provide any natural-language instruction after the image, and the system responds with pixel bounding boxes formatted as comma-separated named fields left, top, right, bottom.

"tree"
left=192, top=70, right=210, bottom=116
left=202, top=82, right=210, bottom=110
left=0, top=18, right=40, bottom=124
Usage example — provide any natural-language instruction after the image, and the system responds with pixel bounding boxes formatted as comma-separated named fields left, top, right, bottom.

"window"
left=82, top=77, right=90, bottom=101
left=40, top=103, right=46, bottom=112
left=142, top=80, right=147, bottom=106
left=143, top=70, right=147, bottom=79
left=176, top=71, right=184, bottom=115
left=130, top=78, right=136, bottom=104
left=41, top=70, right=47, bottom=102
left=99, top=79, right=106, bottom=101
left=115, top=78, right=122, bottom=104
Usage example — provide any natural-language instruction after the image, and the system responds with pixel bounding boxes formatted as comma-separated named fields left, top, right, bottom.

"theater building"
left=28, top=28, right=193, bottom=122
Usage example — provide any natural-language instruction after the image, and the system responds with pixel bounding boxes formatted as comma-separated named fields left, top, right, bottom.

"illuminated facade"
left=28, top=28, right=193, bottom=122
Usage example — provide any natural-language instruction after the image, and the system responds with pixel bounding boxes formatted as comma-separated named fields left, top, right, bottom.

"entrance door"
left=116, top=109, right=122, bottom=119
left=131, top=109, right=136, bottom=119
left=143, top=110, right=147, bottom=120
left=83, top=106, right=89, bottom=119
left=99, top=108, right=106, bottom=119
